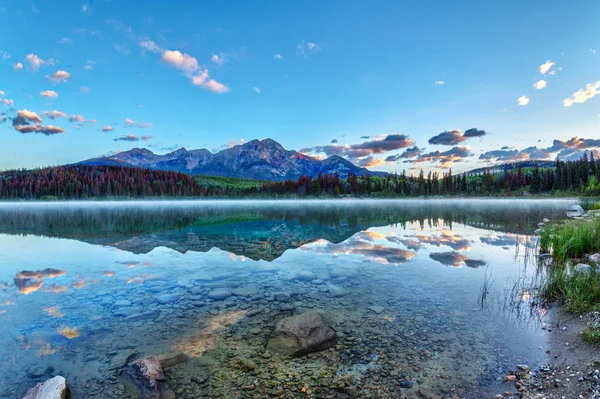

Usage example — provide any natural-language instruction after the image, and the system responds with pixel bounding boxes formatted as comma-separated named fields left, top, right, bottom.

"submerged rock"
left=367, top=305, right=385, bottom=314
left=327, top=284, right=350, bottom=298
left=122, top=356, right=175, bottom=399
left=266, top=311, right=337, bottom=356
left=157, top=352, right=187, bottom=368
left=207, top=288, right=232, bottom=300
left=232, top=284, right=259, bottom=297
left=156, top=294, right=179, bottom=304
left=23, top=376, right=68, bottom=399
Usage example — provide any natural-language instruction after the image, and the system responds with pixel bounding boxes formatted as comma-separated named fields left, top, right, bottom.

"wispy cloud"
left=26, top=54, right=53, bottom=71
left=434, top=81, right=445, bottom=85
left=562, top=81, right=600, bottom=107
left=428, top=128, right=487, bottom=146
left=69, top=114, right=85, bottom=123
left=253, top=87, right=261, bottom=94
left=297, top=40, right=321, bottom=57
left=57, top=38, right=73, bottom=45
left=114, top=44, right=130, bottom=55
left=125, top=118, right=152, bottom=128
left=480, top=136, right=600, bottom=163
left=211, top=53, right=225, bottom=66
left=43, top=110, right=67, bottom=120
left=102, top=125, right=114, bottom=132
left=114, top=134, right=152, bottom=142
left=273, top=54, right=283, bottom=60
left=79, top=86, right=90, bottom=92
left=40, top=90, right=58, bottom=98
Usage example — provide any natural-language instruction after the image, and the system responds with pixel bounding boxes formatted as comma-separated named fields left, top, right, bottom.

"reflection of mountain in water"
left=0, top=200, right=571, bottom=261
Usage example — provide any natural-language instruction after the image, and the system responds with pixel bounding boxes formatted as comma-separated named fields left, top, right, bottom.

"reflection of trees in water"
left=0, top=201, right=567, bottom=260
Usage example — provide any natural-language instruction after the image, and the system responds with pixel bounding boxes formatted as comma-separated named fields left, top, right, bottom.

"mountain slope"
left=78, top=139, right=387, bottom=180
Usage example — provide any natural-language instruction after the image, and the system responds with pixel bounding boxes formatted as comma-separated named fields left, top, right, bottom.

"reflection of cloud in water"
left=104, top=271, right=115, bottom=277
left=171, top=310, right=247, bottom=358
left=480, top=234, right=518, bottom=248
left=304, top=236, right=417, bottom=265
left=43, top=307, right=65, bottom=318
left=429, top=251, right=487, bottom=268
left=71, top=278, right=86, bottom=289
left=44, top=284, right=68, bottom=293
left=57, top=326, right=80, bottom=339
left=406, top=230, right=471, bottom=251
left=13, top=268, right=67, bottom=294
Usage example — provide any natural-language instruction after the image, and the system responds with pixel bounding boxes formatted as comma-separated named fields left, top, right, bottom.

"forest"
left=0, top=153, right=599, bottom=200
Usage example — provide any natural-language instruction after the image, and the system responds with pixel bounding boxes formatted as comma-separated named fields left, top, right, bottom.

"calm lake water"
left=0, top=199, right=578, bottom=398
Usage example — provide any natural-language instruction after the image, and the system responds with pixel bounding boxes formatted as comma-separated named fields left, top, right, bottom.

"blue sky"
left=0, top=0, right=599, bottom=173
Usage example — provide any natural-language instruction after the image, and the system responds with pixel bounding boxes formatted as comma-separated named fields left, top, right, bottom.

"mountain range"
left=79, top=138, right=387, bottom=181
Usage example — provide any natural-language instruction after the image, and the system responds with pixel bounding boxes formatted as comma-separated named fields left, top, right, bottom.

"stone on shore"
left=574, top=263, right=591, bottom=274
left=590, top=253, right=600, bottom=266
left=566, top=204, right=584, bottom=218
left=23, top=376, right=68, bottom=399
left=266, top=311, right=337, bottom=356
left=122, top=356, right=175, bottom=399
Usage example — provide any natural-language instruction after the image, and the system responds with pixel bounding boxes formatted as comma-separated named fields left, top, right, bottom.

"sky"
left=0, top=0, right=599, bottom=173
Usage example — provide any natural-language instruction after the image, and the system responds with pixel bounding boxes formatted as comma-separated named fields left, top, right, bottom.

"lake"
left=0, top=199, right=576, bottom=398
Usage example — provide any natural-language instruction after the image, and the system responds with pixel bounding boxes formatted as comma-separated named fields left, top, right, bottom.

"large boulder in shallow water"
left=566, top=204, right=584, bottom=218
left=267, top=311, right=336, bottom=356
left=122, top=356, right=175, bottom=399
left=23, top=376, right=68, bottom=399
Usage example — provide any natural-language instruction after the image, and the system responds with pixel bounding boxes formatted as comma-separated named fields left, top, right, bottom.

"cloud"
left=562, top=81, right=600, bottom=107
left=0, top=91, right=5, bottom=97
left=211, top=53, right=225, bottom=66
left=273, top=54, right=283, bottom=60
left=114, top=134, right=152, bottom=142
left=539, top=60, right=555, bottom=75
left=414, top=146, right=472, bottom=167
left=303, top=134, right=415, bottom=162
left=357, top=156, right=385, bottom=168
left=385, top=146, right=422, bottom=162
left=157, top=47, right=229, bottom=93
left=11, top=110, right=66, bottom=135
left=40, top=90, right=58, bottom=98
left=479, top=136, right=600, bottom=163
left=43, top=110, right=67, bottom=120
left=69, top=114, right=85, bottom=123
left=202, top=79, right=230, bottom=93
left=428, top=128, right=486, bottom=146
left=517, top=95, right=529, bottom=106
left=125, top=118, right=152, bottom=128
left=2, top=99, right=14, bottom=107
left=79, top=86, right=90, bottom=92
left=114, top=44, right=130, bottom=55
left=297, top=40, right=321, bottom=57
left=57, top=38, right=73, bottom=45
left=13, top=109, right=42, bottom=124
left=533, top=80, right=547, bottom=90
left=253, top=87, right=261, bottom=94
left=13, top=62, right=23, bottom=71
left=140, top=39, right=161, bottom=53
left=26, top=54, right=51, bottom=71
left=434, top=81, right=445, bottom=85
left=331, top=139, right=338, bottom=144
left=47, top=70, right=70, bottom=83
left=102, top=125, right=114, bottom=132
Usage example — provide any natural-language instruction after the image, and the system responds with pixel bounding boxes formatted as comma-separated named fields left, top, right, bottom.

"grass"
left=539, top=215, right=600, bottom=313
left=583, top=328, right=600, bottom=345
left=539, top=217, right=600, bottom=262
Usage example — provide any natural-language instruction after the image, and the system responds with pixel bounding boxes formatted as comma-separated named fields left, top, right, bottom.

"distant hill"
left=466, top=160, right=556, bottom=175
left=78, top=138, right=387, bottom=181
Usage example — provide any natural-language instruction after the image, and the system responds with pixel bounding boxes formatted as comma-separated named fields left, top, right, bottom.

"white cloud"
left=58, top=38, right=73, bottom=45
left=69, top=114, right=85, bottom=123
left=162, top=50, right=199, bottom=74
left=517, top=95, right=530, bottom=106
left=297, top=40, right=321, bottom=57
left=273, top=54, right=283, bottom=60
left=40, top=90, right=58, bottom=98
left=84, top=65, right=92, bottom=70
left=202, top=79, right=229, bottom=93
left=114, top=44, right=130, bottom=55
left=562, top=81, right=600, bottom=107
left=2, top=99, right=14, bottom=107
left=191, top=70, right=209, bottom=86
left=0, top=90, right=4, bottom=97
left=533, top=80, right=547, bottom=90
left=16, top=109, right=42, bottom=123
left=591, top=49, right=597, bottom=54
left=0, top=51, right=9, bottom=60
left=253, top=87, right=261, bottom=93
left=102, top=125, right=114, bottom=132
left=539, top=60, right=554, bottom=75
left=47, top=70, right=70, bottom=83
left=434, top=81, right=445, bottom=85
left=211, top=53, right=225, bottom=66
left=79, top=86, right=90, bottom=92
left=26, top=54, right=49, bottom=71
left=13, top=62, right=23, bottom=71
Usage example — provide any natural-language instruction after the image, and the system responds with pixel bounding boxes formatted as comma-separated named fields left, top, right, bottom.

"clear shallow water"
left=0, top=199, right=577, bottom=398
